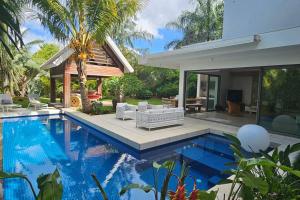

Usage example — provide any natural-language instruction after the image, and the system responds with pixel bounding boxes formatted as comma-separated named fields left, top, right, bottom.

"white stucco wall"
left=223, top=0, right=300, bottom=39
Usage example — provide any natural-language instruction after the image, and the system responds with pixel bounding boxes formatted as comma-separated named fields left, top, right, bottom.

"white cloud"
left=22, top=0, right=195, bottom=52
left=22, top=19, right=63, bottom=53
left=136, top=0, right=195, bottom=38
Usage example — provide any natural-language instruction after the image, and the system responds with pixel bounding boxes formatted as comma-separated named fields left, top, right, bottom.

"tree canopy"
left=165, top=0, right=224, bottom=49
left=32, top=43, right=60, bottom=65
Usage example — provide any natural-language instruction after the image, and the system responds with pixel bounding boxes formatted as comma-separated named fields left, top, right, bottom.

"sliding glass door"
left=207, top=75, right=220, bottom=111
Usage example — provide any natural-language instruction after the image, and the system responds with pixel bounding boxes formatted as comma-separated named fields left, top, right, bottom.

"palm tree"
left=0, top=0, right=25, bottom=58
left=31, top=0, right=141, bottom=113
left=0, top=30, right=42, bottom=96
left=165, top=0, right=224, bottom=49
left=111, top=18, right=153, bottom=49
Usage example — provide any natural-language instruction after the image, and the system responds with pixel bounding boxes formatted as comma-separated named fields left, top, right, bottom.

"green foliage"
left=0, top=169, right=62, bottom=200
left=222, top=134, right=300, bottom=200
left=0, top=34, right=42, bottom=96
left=92, top=101, right=114, bottom=115
left=0, top=0, right=24, bottom=58
left=186, top=73, right=198, bottom=98
left=31, top=0, right=141, bottom=113
left=136, top=89, right=153, bottom=99
left=165, top=0, right=224, bottom=49
left=125, top=97, right=162, bottom=105
left=36, top=169, right=63, bottom=200
left=106, top=74, right=143, bottom=101
left=111, top=18, right=153, bottom=49
left=32, top=43, right=60, bottom=65
left=156, top=82, right=179, bottom=98
left=29, top=43, right=60, bottom=97
left=261, top=68, right=300, bottom=114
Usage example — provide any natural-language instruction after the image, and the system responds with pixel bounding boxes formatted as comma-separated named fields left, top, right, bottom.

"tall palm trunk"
left=76, top=60, right=91, bottom=113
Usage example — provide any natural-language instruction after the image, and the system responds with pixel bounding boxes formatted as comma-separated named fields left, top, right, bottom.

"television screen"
left=227, top=90, right=243, bottom=103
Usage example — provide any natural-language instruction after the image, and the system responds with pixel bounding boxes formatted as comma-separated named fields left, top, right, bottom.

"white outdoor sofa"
left=136, top=107, right=184, bottom=130
left=116, top=103, right=137, bottom=120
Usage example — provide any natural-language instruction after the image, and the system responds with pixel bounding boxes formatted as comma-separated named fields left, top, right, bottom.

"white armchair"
left=116, top=103, right=137, bottom=120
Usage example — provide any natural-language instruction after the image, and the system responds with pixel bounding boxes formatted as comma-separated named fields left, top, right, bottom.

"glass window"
left=259, top=67, right=300, bottom=136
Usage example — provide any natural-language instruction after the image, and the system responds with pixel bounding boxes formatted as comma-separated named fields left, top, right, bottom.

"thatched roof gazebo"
left=41, top=37, right=133, bottom=107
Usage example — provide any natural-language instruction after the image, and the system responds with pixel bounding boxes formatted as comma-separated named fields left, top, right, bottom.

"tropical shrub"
left=0, top=169, right=63, bottom=200
left=222, top=134, right=300, bottom=200
left=156, top=83, right=179, bottom=98
left=106, top=74, right=143, bottom=102
left=136, top=88, right=153, bottom=99
left=92, top=101, right=114, bottom=115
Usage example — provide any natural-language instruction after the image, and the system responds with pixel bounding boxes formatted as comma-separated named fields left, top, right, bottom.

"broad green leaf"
left=240, top=172, right=269, bottom=195
left=0, top=171, right=26, bottom=179
left=37, top=169, right=63, bottom=200
left=153, top=161, right=161, bottom=169
left=240, top=185, right=255, bottom=200
left=196, top=190, right=218, bottom=200
left=161, top=160, right=175, bottom=169
left=218, top=178, right=233, bottom=185
left=259, top=150, right=274, bottom=162
left=290, top=143, right=300, bottom=153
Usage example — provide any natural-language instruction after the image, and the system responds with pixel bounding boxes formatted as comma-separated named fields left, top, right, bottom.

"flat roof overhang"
left=140, top=26, right=300, bottom=70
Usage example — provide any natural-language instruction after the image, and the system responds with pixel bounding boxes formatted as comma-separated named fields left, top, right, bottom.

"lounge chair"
left=116, top=103, right=137, bottom=120
left=28, top=94, right=48, bottom=110
left=0, top=94, right=21, bottom=112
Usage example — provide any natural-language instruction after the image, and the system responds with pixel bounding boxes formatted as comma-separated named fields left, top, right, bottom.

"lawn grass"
left=100, top=97, right=162, bottom=105
left=13, top=96, right=162, bottom=108
left=125, top=97, right=162, bottom=105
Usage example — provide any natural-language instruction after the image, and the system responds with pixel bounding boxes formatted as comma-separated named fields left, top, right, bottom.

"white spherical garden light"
left=237, top=124, right=270, bottom=153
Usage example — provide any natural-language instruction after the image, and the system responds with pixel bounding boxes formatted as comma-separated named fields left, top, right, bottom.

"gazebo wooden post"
left=97, top=78, right=103, bottom=98
left=50, top=77, right=56, bottom=103
left=63, top=62, right=71, bottom=107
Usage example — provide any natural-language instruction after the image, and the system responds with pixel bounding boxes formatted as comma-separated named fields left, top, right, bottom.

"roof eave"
left=140, top=35, right=260, bottom=67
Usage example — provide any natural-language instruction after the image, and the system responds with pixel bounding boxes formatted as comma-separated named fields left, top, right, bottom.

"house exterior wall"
left=223, top=0, right=300, bottom=39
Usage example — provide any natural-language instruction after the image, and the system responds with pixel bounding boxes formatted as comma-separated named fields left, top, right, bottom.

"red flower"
left=168, top=185, right=187, bottom=200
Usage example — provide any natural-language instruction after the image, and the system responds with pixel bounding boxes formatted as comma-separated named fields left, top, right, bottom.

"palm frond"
left=0, top=0, right=23, bottom=57
left=31, top=0, right=74, bottom=41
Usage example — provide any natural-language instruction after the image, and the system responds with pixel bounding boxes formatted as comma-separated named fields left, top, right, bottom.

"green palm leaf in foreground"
left=0, top=0, right=24, bottom=58
left=31, top=0, right=142, bottom=113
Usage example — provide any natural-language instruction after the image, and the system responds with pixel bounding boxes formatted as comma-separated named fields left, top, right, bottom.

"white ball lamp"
left=237, top=124, right=270, bottom=153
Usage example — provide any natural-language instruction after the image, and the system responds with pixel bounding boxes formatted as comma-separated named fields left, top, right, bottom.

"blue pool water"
left=2, top=115, right=236, bottom=199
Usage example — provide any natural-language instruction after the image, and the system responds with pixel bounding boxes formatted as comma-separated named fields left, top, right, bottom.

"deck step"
left=176, top=147, right=233, bottom=172
left=192, top=135, right=234, bottom=159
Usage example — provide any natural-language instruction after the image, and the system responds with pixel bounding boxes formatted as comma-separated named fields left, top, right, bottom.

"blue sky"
left=23, top=0, right=194, bottom=53
left=133, top=29, right=183, bottom=53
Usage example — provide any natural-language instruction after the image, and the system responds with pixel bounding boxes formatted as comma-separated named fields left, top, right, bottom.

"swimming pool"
left=2, top=115, right=236, bottom=199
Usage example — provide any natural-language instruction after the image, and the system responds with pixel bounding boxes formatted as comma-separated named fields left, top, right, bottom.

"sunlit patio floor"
left=63, top=108, right=300, bottom=151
